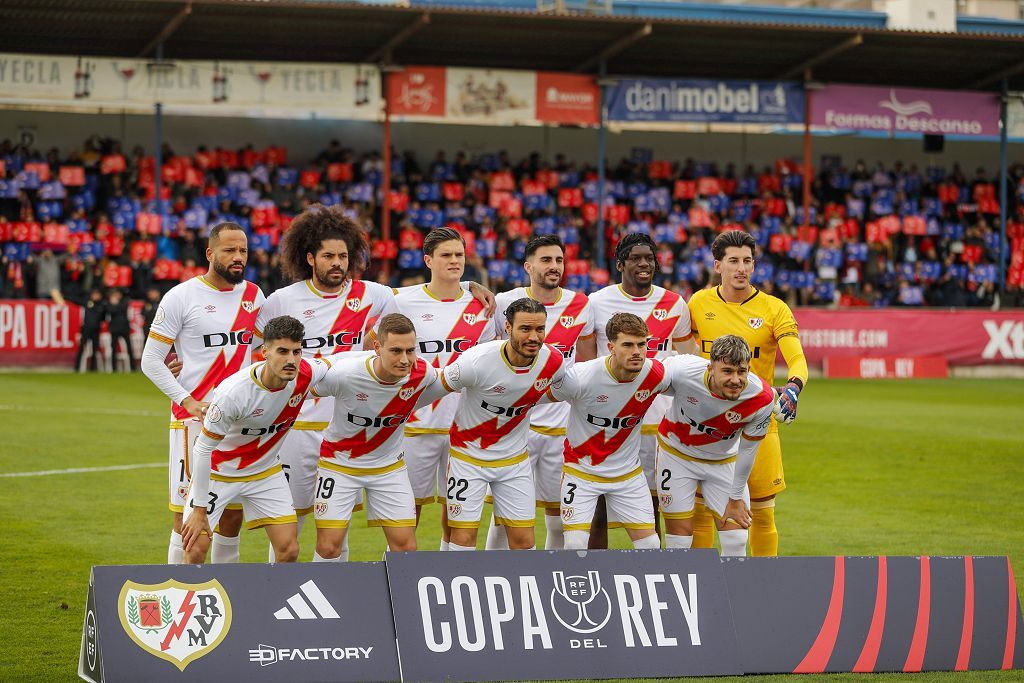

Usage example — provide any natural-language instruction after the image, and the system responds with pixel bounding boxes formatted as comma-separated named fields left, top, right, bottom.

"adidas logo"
left=273, top=580, right=340, bottom=620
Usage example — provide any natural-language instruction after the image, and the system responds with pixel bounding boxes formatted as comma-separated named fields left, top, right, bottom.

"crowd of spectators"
left=2, top=134, right=1023, bottom=309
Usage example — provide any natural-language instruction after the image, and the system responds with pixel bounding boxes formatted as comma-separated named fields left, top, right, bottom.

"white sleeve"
left=368, top=281, right=400, bottom=321
left=442, top=354, right=477, bottom=392
left=254, top=289, right=277, bottom=339
left=141, top=336, right=192, bottom=406
left=548, top=365, right=582, bottom=403
left=414, top=367, right=450, bottom=408
left=672, top=297, right=693, bottom=342
left=311, top=361, right=348, bottom=400
left=580, top=301, right=595, bottom=337
left=189, top=394, right=238, bottom=503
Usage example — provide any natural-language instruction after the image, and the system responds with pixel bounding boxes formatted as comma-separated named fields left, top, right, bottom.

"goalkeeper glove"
left=773, top=378, right=803, bottom=424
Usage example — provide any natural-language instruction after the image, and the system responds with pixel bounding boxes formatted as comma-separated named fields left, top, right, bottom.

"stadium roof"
left=2, top=0, right=1023, bottom=91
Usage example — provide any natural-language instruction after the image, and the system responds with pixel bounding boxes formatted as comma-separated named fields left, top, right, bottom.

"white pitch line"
left=0, top=463, right=164, bottom=478
left=0, top=404, right=165, bottom=418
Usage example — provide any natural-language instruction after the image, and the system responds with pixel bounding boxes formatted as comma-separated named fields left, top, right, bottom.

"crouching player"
left=549, top=313, right=669, bottom=550
left=181, top=316, right=332, bottom=563
left=656, top=335, right=775, bottom=556
left=311, top=314, right=447, bottom=560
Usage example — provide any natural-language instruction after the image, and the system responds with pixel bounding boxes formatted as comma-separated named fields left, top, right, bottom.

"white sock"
left=665, top=534, right=693, bottom=549
left=338, top=533, right=349, bottom=562
left=719, top=529, right=748, bottom=557
left=211, top=533, right=240, bottom=564
left=632, top=534, right=661, bottom=549
left=544, top=516, right=564, bottom=550
left=269, top=515, right=305, bottom=562
left=449, top=542, right=476, bottom=551
left=168, top=530, right=184, bottom=564
left=439, top=540, right=450, bottom=551
left=563, top=530, right=589, bottom=550
left=313, top=550, right=339, bottom=562
left=485, top=518, right=509, bottom=550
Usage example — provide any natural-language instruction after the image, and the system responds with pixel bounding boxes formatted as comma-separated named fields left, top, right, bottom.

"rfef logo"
left=118, top=579, right=231, bottom=671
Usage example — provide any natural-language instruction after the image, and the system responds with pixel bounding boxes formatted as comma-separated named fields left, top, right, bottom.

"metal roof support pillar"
left=802, top=71, right=812, bottom=239
left=154, top=42, right=164, bottom=224
left=381, top=70, right=393, bottom=281
left=999, top=78, right=1009, bottom=297
left=596, top=59, right=607, bottom=272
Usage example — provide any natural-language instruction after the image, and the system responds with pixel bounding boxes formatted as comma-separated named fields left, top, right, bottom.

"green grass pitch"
left=1, top=373, right=1021, bottom=682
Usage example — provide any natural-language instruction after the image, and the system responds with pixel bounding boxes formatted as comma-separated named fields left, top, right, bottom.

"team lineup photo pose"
left=687, top=230, right=809, bottom=556
left=181, top=316, right=332, bottom=563
left=141, top=221, right=264, bottom=565
left=489, top=234, right=596, bottom=550
left=656, top=334, right=776, bottom=557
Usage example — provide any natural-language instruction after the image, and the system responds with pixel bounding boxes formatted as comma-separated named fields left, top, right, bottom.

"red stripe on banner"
left=853, top=556, right=888, bottom=673
left=904, top=556, right=931, bottom=672
left=794, top=556, right=845, bottom=673
left=955, top=556, right=975, bottom=671
left=1004, top=558, right=1018, bottom=670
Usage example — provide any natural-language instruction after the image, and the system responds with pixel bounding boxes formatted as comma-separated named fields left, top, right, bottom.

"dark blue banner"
left=607, top=78, right=804, bottom=124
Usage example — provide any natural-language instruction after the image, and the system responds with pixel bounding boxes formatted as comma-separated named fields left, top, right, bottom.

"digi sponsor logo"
left=249, top=644, right=374, bottom=667
left=203, top=330, right=253, bottom=348
left=118, top=579, right=231, bottom=671
left=416, top=569, right=700, bottom=652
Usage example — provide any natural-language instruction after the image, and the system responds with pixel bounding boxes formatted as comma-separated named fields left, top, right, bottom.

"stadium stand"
left=2, top=135, right=1022, bottom=309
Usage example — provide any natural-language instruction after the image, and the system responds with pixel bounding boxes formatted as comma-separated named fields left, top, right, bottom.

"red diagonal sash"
left=211, top=359, right=313, bottom=471
left=544, top=290, right=589, bottom=358
left=642, top=289, right=681, bottom=359
left=321, top=358, right=430, bottom=458
left=658, top=380, right=775, bottom=447
left=328, top=279, right=370, bottom=353
left=565, top=360, right=665, bottom=465
left=451, top=346, right=563, bottom=450
left=172, top=281, right=261, bottom=419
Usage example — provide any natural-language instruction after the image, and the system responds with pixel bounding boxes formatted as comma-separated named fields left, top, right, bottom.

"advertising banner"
left=79, top=563, right=399, bottom=683
left=1008, top=99, right=1024, bottom=139
left=811, top=84, right=1000, bottom=137
left=794, top=309, right=1024, bottom=366
left=822, top=355, right=950, bottom=379
left=606, top=78, right=804, bottom=124
left=0, top=52, right=381, bottom=119
left=535, top=72, right=599, bottom=125
left=385, top=548, right=742, bottom=682
left=723, top=556, right=1024, bottom=673
left=387, top=65, right=446, bottom=117
left=445, top=67, right=537, bottom=124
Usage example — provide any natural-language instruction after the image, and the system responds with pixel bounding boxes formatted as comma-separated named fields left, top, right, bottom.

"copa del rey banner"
left=0, top=52, right=381, bottom=119
left=795, top=309, right=1024, bottom=366
left=811, top=84, right=1001, bottom=137
left=387, top=65, right=598, bottom=126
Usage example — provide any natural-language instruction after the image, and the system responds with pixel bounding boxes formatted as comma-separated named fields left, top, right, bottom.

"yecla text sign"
left=386, top=549, right=742, bottom=682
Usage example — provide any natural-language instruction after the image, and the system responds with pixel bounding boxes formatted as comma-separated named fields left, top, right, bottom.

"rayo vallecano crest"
left=534, top=378, right=551, bottom=392
left=119, top=579, right=231, bottom=671
left=634, top=389, right=651, bottom=402
left=346, top=298, right=361, bottom=311
left=725, top=410, right=742, bottom=424
left=748, top=317, right=764, bottom=329
left=399, top=387, right=416, bottom=401
left=559, top=315, right=575, bottom=328
left=241, top=301, right=255, bottom=313
left=652, top=308, right=668, bottom=321
left=463, top=313, right=477, bottom=325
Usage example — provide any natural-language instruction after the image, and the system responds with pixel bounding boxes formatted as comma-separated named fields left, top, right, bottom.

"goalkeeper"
left=686, top=230, right=809, bottom=556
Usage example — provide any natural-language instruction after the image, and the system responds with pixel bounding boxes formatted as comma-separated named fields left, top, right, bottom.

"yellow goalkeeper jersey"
left=687, top=286, right=800, bottom=386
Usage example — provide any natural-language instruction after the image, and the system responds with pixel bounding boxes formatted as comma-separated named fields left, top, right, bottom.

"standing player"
left=394, top=228, right=495, bottom=550
left=180, top=316, right=332, bottom=563
left=441, top=298, right=567, bottom=551
left=549, top=313, right=668, bottom=550
left=588, top=232, right=696, bottom=546
left=141, top=222, right=264, bottom=565
left=256, top=205, right=398, bottom=561
left=656, top=335, right=776, bottom=556
left=311, top=314, right=447, bottom=560
left=489, top=234, right=596, bottom=550
left=687, top=230, right=808, bottom=556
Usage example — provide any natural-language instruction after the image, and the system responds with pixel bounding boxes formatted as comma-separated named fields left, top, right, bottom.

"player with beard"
left=440, top=298, right=567, bottom=551
left=587, top=233, right=696, bottom=547
left=486, top=235, right=596, bottom=550
left=181, top=316, right=332, bottom=563
left=142, top=222, right=264, bottom=564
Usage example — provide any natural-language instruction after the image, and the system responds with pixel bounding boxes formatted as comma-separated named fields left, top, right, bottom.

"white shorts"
left=446, top=452, right=535, bottom=530
left=313, top=460, right=416, bottom=530
left=639, top=394, right=672, bottom=491
left=278, top=427, right=323, bottom=516
left=167, top=419, right=197, bottom=513
left=560, top=466, right=655, bottom=533
left=655, top=449, right=749, bottom=520
left=403, top=433, right=449, bottom=505
left=528, top=428, right=565, bottom=511
left=185, top=466, right=297, bottom=531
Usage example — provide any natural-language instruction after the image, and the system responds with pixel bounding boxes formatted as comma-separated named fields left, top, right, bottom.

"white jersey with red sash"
left=148, top=276, right=264, bottom=421
left=442, top=340, right=566, bottom=463
left=551, top=357, right=670, bottom=479
left=657, top=354, right=775, bottom=462
left=494, top=286, right=593, bottom=429
left=393, top=286, right=494, bottom=434
left=256, top=278, right=398, bottom=426
left=201, top=358, right=331, bottom=479
left=313, top=355, right=443, bottom=470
